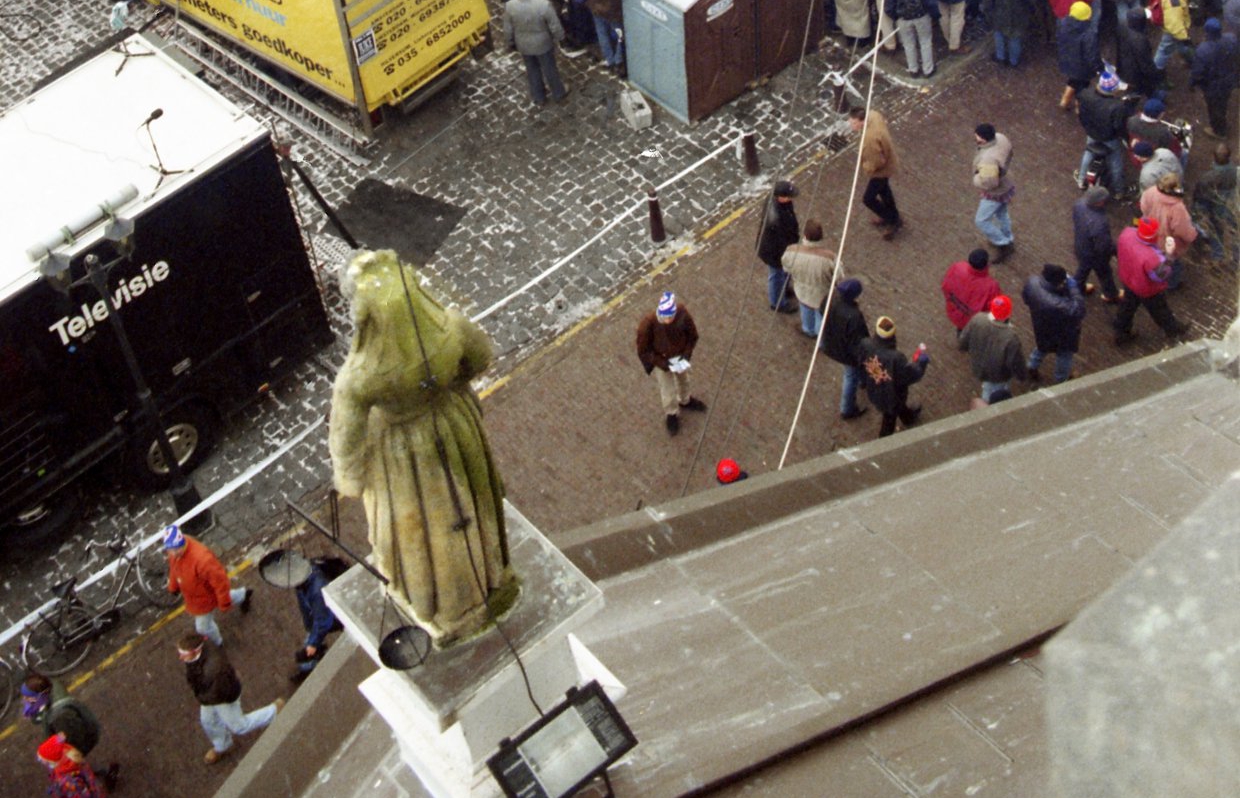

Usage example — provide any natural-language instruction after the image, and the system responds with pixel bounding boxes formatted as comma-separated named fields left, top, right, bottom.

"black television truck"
left=0, top=35, right=333, bottom=544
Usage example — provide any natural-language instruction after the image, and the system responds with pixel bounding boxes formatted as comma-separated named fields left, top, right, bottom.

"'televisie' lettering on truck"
left=46, top=260, right=171, bottom=347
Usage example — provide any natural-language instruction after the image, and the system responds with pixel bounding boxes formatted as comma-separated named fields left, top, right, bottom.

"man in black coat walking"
left=1021, top=264, right=1086, bottom=383
left=819, top=278, right=870, bottom=420
left=757, top=181, right=800, bottom=313
left=856, top=315, right=929, bottom=437
left=1073, top=185, right=1121, bottom=301
left=1075, top=70, right=1138, bottom=195
left=179, top=633, right=283, bottom=764
left=1191, top=18, right=1240, bottom=137
left=1116, top=8, right=1161, bottom=98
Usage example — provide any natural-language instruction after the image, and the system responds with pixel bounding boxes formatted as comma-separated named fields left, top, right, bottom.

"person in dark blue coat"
left=289, top=559, right=343, bottom=684
left=1022, top=265, right=1086, bottom=383
left=1056, top=2, right=1100, bottom=109
left=1190, top=18, right=1240, bottom=137
left=1072, top=186, right=1121, bottom=302
left=1116, top=8, right=1161, bottom=99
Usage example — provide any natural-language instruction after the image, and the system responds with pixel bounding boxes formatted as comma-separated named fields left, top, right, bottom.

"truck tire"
left=2, top=487, right=82, bottom=548
left=127, top=403, right=217, bottom=490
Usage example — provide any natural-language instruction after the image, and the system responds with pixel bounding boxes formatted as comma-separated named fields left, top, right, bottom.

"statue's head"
left=339, top=250, right=451, bottom=398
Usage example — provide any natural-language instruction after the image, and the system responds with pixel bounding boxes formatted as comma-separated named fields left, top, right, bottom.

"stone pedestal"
left=324, top=501, right=621, bottom=798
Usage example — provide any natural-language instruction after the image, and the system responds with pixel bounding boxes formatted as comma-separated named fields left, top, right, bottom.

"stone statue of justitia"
left=329, top=250, right=517, bottom=648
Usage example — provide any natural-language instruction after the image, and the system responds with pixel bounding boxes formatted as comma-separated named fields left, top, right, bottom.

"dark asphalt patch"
left=334, top=179, right=466, bottom=264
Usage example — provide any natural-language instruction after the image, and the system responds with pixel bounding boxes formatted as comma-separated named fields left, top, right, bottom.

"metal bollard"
left=828, top=73, right=849, bottom=114
left=647, top=188, right=666, bottom=243
left=741, top=132, right=760, bottom=176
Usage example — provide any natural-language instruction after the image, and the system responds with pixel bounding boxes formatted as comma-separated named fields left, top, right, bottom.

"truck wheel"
left=2, top=487, right=82, bottom=548
left=127, top=403, right=217, bottom=490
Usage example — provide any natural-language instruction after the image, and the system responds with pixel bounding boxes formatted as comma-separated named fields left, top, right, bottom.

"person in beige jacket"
left=849, top=107, right=902, bottom=239
left=782, top=220, right=839, bottom=337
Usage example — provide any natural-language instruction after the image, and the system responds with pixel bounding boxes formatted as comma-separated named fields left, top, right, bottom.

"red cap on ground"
left=716, top=458, right=742, bottom=484
left=991, top=295, right=1013, bottom=321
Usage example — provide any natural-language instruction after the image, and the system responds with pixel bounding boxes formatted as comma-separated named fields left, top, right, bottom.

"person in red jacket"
left=37, top=733, right=105, bottom=798
left=164, top=524, right=251, bottom=646
left=1113, top=217, right=1192, bottom=345
left=941, top=248, right=1001, bottom=334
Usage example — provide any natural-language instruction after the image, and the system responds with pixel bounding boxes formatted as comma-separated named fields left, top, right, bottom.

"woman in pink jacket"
left=1139, top=172, right=1197, bottom=289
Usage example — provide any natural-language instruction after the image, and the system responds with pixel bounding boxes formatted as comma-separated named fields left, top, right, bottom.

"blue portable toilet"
left=622, top=0, right=823, bottom=123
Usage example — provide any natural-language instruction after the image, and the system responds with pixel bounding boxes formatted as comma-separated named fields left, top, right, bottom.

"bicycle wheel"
left=0, top=659, right=14, bottom=722
left=135, top=547, right=179, bottom=609
left=23, top=606, right=95, bottom=676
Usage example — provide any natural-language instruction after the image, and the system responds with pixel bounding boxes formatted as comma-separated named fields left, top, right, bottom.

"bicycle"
left=0, top=657, right=14, bottom=722
left=21, top=536, right=178, bottom=676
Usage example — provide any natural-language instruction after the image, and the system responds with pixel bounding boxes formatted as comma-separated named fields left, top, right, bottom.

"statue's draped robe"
left=329, top=251, right=510, bottom=645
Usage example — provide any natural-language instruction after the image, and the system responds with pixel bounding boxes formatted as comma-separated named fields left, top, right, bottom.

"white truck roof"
left=0, top=35, right=268, bottom=302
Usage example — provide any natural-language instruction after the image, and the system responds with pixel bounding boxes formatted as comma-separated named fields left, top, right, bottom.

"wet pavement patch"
left=335, top=179, right=466, bottom=263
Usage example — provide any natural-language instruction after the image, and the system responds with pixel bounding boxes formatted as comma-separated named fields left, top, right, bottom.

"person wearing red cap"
left=959, top=294, right=1028, bottom=402
left=1113, top=217, right=1191, bottom=344
left=37, top=733, right=105, bottom=797
left=1139, top=172, right=1197, bottom=289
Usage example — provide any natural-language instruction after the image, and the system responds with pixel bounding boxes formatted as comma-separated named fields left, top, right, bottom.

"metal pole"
left=741, top=132, right=761, bottom=175
left=647, top=188, right=666, bottom=243
left=82, top=254, right=211, bottom=533
left=285, top=499, right=389, bottom=585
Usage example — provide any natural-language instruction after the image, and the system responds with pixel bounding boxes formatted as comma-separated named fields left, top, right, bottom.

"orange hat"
left=990, top=295, right=1013, bottom=321
left=1137, top=217, right=1160, bottom=243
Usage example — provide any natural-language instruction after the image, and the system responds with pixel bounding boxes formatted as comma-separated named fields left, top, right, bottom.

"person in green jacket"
left=22, top=673, right=118, bottom=789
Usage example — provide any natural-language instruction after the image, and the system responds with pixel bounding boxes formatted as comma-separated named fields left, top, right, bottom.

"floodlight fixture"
left=488, top=680, right=637, bottom=798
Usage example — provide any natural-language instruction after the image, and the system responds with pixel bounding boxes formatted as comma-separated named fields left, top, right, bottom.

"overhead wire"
left=676, top=0, right=827, bottom=495
left=679, top=8, right=895, bottom=491
left=778, top=12, right=892, bottom=470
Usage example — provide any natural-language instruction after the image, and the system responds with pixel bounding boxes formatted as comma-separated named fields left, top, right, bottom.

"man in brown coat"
left=636, top=292, right=706, bottom=436
left=850, top=107, right=902, bottom=239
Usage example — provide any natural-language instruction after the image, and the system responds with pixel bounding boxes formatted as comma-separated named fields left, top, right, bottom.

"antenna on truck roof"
left=140, top=108, right=185, bottom=192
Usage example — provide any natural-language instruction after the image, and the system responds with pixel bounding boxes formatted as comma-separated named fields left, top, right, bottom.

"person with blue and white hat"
left=163, top=523, right=251, bottom=646
left=635, top=291, right=707, bottom=436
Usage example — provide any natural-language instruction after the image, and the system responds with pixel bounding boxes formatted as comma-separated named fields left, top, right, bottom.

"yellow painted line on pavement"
left=0, top=558, right=257, bottom=741
left=479, top=141, right=843, bottom=401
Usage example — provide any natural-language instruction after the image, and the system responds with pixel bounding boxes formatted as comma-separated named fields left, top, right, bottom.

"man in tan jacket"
left=849, top=107, right=902, bottom=239
left=782, top=220, right=838, bottom=337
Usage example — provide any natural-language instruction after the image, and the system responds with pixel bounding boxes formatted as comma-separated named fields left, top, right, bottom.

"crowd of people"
left=17, top=526, right=343, bottom=795
left=637, top=0, right=1239, bottom=442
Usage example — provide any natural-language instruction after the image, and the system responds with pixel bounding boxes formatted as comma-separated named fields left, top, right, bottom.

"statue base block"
left=324, top=501, right=621, bottom=798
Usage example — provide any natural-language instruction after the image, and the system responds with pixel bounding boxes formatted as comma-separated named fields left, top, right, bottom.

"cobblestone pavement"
left=0, top=2, right=909, bottom=642
left=0, top=4, right=1236, bottom=794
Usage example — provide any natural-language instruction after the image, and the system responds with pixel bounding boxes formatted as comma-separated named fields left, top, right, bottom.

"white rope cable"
left=470, top=135, right=738, bottom=324
left=777, top=11, right=890, bottom=471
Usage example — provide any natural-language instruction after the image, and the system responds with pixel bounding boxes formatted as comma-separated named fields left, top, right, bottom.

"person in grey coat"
left=504, top=0, right=569, bottom=106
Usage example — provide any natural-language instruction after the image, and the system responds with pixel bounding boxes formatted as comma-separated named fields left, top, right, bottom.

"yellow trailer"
left=150, top=0, right=489, bottom=116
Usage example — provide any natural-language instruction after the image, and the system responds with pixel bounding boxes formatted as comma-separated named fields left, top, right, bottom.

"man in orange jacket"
left=164, top=524, right=251, bottom=646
